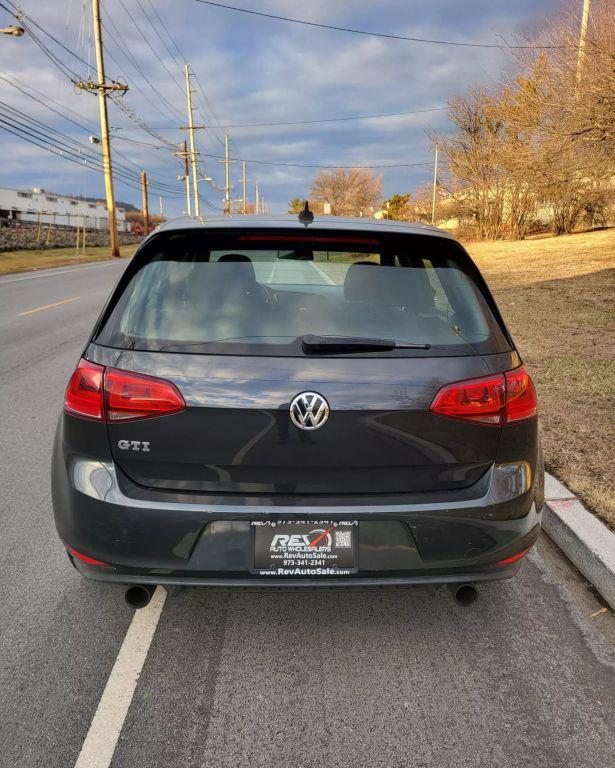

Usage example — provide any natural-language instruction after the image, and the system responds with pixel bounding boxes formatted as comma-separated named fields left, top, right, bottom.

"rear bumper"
left=69, top=560, right=528, bottom=587
left=53, top=455, right=542, bottom=586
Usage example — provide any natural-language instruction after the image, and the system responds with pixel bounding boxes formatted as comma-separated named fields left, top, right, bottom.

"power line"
left=16, top=22, right=82, bottom=82
left=127, top=0, right=229, bottom=172
left=130, top=0, right=227, bottom=151
left=0, top=0, right=95, bottom=71
left=191, top=71, right=227, bottom=149
left=102, top=4, right=223, bottom=192
left=146, top=0, right=186, bottom=64
left=0, top=0, right=125, bottom=91
left=0, top=73, right=92, bottom=128
left=0, top=4, right=187, bottom=203
left=133, top=0, right=227, bottom=151
left=0, top=73, right=92, bottom=134
left=116, top=0, right=185, bottom=110
left=193, top=0, right=571, bottom=50
left=199, top=194, right=222, bottom=212
left=102, top=105, right=448, bottom=132
left=0, top=119, right=184, bottom=199
left=129, top=0, right=186, bottom=97
left=0, top=103, right=183, bottom=195
left=109, top=96, right=177, bottom=149
left=0, top=74, right=179, bottom=181
left=111, top=134, right=166, bottom=149
left=101, top=33, right=177, bottom=125
left=0, top=100, right=178, bottom=190
left=201, top=151, right=434, bottom=169
left=100, top=13, right=182, bottom=123
left=135, top=0, right=183, bottom=75
left=213, top=106, right=448, bottom=128
left=0, top=118, right=147, bottom=196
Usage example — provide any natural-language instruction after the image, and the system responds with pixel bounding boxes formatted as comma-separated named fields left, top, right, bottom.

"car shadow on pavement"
left=110, top=539, right=615, bottom=768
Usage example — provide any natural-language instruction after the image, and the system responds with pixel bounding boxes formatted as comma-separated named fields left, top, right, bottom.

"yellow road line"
left=18, top=296, right=81, bottom=316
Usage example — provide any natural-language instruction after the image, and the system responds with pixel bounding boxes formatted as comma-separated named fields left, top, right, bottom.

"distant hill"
left=83, top=196, right=139, bottom=212
left=116, top=199, right=139, bottom=212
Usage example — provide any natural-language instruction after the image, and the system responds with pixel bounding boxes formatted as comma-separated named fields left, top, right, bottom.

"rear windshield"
left=95, top=229, right=511, bottom=356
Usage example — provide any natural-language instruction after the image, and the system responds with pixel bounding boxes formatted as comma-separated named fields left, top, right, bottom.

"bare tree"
left=433, top=90, right=510, bottom=240
left=501, top=0, right=615, bottom=233
left=408, top=185, right=437, bottom=224
left=511, top=1, right=615, bottom=159
left=310, top=168, right=382, bottom=217
left=430, top=0, right=614, bottom=239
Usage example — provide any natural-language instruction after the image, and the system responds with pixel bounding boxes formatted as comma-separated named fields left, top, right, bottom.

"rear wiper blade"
left=301, top=334, right=430, bottom=353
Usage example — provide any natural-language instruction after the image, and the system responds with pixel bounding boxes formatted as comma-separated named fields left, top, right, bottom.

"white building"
left=0, top=187, right=130, bottom=232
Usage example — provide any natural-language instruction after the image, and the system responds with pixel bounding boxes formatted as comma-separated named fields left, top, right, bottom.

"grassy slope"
left=466, top=229, right=615, bottom=529
left=0, top=246, right=130, bottom=275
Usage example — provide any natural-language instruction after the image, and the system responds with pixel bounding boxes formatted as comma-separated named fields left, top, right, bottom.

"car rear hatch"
left=92, top=225, right=514, bottom=497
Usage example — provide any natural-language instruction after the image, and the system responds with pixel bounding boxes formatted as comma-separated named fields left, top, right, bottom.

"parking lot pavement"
left=1, top=262, right=614, bottom=768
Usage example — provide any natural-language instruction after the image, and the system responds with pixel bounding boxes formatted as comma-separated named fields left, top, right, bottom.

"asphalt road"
left=1, top=260, right=614, bottom=768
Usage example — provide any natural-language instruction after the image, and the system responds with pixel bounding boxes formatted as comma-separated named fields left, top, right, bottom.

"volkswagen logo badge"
left=289, top=392, right=330, bottom=431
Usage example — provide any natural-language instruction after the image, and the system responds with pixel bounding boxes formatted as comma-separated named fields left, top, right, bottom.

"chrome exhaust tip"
left=124, top=584, right=155, bottom=609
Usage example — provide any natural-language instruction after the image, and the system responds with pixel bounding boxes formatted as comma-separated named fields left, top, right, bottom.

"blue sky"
left=0, top=0, right=565, bottom=215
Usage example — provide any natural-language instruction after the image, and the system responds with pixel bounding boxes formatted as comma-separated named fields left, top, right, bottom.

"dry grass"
left=0, top=246, right=129, bottom=275
left=466, top=228, right=615, bottom=529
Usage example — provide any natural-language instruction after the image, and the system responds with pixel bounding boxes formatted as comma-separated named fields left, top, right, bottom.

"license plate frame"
left=250, top=521, right=358, bottom=576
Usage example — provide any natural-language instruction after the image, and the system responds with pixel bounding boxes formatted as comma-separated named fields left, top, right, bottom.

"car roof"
left=150, top=214, right=455, bottom=241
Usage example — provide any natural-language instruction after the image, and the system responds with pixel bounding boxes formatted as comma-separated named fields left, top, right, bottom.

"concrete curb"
left=543, top=473, right=615, bottom=609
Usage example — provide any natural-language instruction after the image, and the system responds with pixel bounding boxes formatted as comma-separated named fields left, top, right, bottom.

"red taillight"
left=104, top=367, right=185, bottom=421
left=65, top=358, right=104, bottom=420
left=66, top=546, right=109, bottom=567
left=504, top=366, right=538, bottom=423
left=430, top=366, right=537, bottom=426
left=429, top=373, right=506, bottom=424
left=65, top=359, right=185, bottom=422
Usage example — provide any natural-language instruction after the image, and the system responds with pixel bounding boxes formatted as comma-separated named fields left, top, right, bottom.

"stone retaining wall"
left=0, top=221, right=140, bottom=252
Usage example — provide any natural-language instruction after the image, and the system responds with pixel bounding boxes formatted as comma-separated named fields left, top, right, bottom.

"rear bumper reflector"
left=496, top=546, right=532, bottom=566
left=66, top=546, right=109, bottom=567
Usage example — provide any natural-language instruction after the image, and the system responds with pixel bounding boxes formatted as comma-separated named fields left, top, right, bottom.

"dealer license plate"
left=251, top=521, right=358, bottom=576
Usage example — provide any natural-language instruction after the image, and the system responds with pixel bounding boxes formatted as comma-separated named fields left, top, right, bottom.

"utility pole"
left=159, top=195, right=164, bottom=218
left=242, top=160, right=247, bottom=214
left=183, top=64, right=203, bottom=217
left=75, top=0, right=128, bottom=258
left=576, top=0, right=591, bottom=84
left=431, top=143, right=438, bottom=226
left=140, top=171, right=149, bottom=234
left=255, top=183, right=260, bottom=215
left=173, top=140, right=192, bottom=216
left=224, top=133, right=231, bottom=215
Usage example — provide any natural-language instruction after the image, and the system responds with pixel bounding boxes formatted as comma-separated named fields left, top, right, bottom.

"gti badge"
left=118, top=440, right=150, bottom=452
left=289, top=392, right=330, bottom=431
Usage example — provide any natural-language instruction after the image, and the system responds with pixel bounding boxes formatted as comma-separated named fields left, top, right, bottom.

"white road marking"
left=267, top=259, right=278, bottom=283
left=73, top=587, right=167, bottom=768
left=0, top=261, right=122, bottom=285
left=19, top=295, right=81, bottom=316
left=309, top=261, right=337, bottom=285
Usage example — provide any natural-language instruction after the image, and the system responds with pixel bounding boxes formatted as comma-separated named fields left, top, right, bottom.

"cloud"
left=0, top=0, right=565, bottom=214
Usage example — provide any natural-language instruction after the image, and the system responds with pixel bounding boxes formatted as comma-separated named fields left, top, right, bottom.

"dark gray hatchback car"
left=52, top=214, right=543, bottom=605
